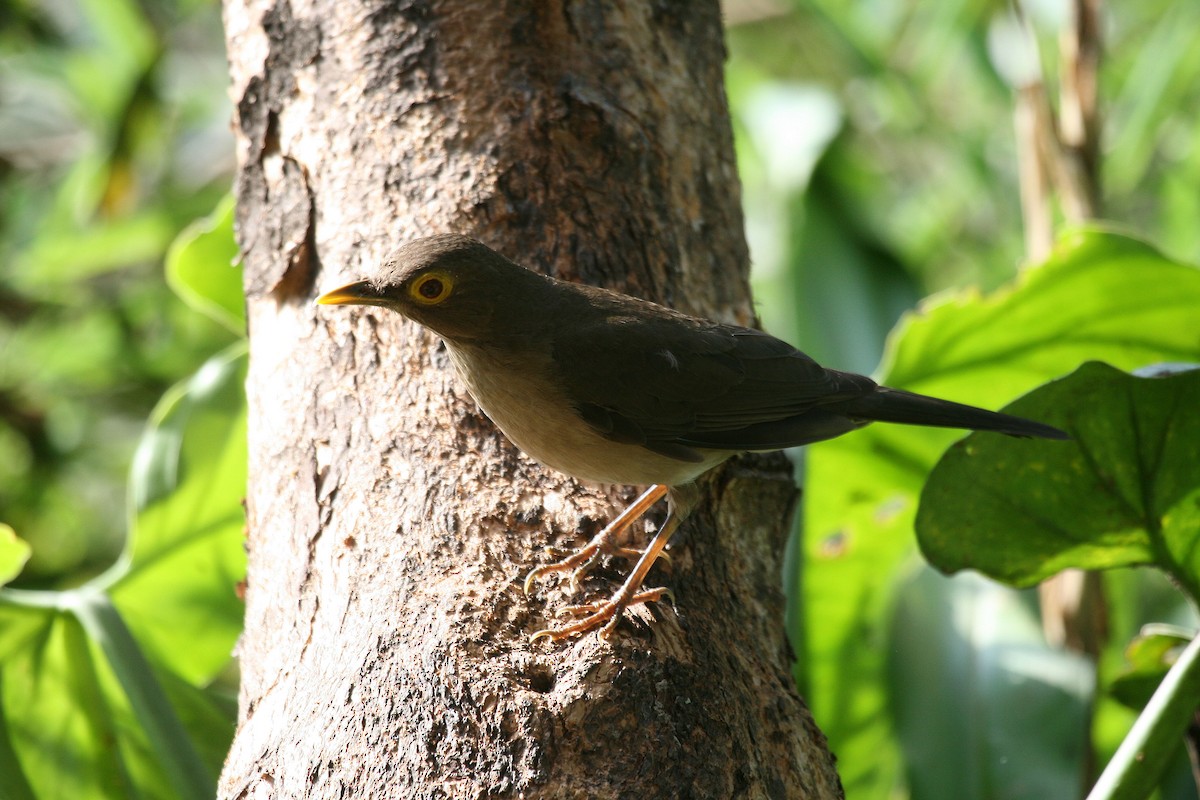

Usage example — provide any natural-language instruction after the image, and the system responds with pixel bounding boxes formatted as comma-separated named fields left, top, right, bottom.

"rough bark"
left=219, top=1, right=843, bottom=798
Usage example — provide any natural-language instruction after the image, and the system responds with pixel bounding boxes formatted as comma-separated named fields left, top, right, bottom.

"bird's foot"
left=530, top=588, right=674, bottom=643
left=530, top=505, right=681, bottom=644
left=524, top=543, right=670, bottom=594
left=522, top=539, right=604, bottom=595
left=523, top=484, right=669, bottom=595
left=561, top=587, right=675, bottom=617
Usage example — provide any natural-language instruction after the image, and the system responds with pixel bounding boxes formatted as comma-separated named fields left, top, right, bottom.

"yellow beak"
left=316, top=281, right=386, bottom=306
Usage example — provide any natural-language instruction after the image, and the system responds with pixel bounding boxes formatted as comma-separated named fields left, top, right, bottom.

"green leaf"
left=0, top=341, right=246, bottom=796
left=0, top=339, right=245, bottom=795
left=69, top=590, right=214, bottom=800
left=1086, top=633, right=1200, bottom=800
left=882, top=230, right=1200, bottom=392
left=1110, top=625, right=1193, bottom=711
left=889, top=569, right=1092, bottom=800
left=0, top=669, right=37, bottom=800
left=0, top=599, right=227, bottom=800
left=0, top=602, right=53, bottom=661
left=108, top=342, right=248, bottom=684
left=799, top=229, right=1200, bottom=789
left=2, top=611, right=136, bottom=799
left=0, top=525, right=31, bottom=587
left=916, top=363, right=1200, bottom=600
left=165, top=195, right=245, bottom=334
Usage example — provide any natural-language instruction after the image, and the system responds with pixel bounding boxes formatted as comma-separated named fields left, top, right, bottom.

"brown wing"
left=550, top=312, right=877, bottom=461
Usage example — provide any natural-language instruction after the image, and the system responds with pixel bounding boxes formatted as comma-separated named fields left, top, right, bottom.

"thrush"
left=318, top=234, right=1067, bottom=641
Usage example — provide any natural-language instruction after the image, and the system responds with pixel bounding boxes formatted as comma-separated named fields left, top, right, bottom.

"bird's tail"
left=842, top=387, right=1069, bottom=439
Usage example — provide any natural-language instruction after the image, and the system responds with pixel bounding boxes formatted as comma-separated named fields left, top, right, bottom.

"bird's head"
left=317, top=234, right=546, bottom=343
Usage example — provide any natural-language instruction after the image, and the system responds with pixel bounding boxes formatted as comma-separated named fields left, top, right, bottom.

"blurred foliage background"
left=2, top=0, right=1199, bottom=797
left=1, top=0, right=236, bottom=585
left=730, top=0, right=1200, bottom=368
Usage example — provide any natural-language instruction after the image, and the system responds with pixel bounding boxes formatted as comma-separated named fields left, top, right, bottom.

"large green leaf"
left=881, top=233, right=1200, bottom=391
left=108, top=343, right=248, bottom=684
left=70, top=591, right=217, bottom=800
left=0, top=342, right=247, bottom=798
left=798, top=229, right=1200, bottom=791
left=0, top=667, right=37, bottom=800
left=0, top=601, right=225, bottom=800
left=2, top=612, right=134, bottom=799
left=917, top=363, right=1200, bottom=599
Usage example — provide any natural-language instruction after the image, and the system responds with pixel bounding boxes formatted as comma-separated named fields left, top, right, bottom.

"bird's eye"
left=409, top=271, right=453, bottom=305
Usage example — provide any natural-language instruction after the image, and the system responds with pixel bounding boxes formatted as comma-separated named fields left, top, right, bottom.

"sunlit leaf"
left=0, top=339, right=245, bottom=797
left=0, top=600, right=223, bottom=800
left=112, top=343, right=248, bottom=684
left=166, top=195, right=245, bottom=334
left=0, top=603, right=52, bottom=661
left=3, top=611, right=134, bottom=799
left=0, top=681, right=36, bottom=800
left=0, top=525, right=31, bottom=587
left=70, top=590, right=215, bottom=800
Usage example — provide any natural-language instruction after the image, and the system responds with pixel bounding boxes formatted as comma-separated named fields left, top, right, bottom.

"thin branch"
left=1059, top=0, right=1102, bottom=219
left=1015, top=83, right=1055, bottom=261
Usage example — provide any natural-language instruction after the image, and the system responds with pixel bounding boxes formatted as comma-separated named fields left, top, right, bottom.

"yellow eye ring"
left=409, top=271, right=454, bottom=305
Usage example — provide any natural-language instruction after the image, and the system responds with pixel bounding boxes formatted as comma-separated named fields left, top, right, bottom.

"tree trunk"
left=219, top=1, right=842, bottom=798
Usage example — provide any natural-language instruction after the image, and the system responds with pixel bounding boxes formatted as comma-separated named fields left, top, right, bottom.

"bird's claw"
left=522, top=542, right=671, bottom=596
left=522, top=541, right=602, bottom=595
left=559, top=587, right=673, bottom=617
left=529, top=587, right=673, bottom=643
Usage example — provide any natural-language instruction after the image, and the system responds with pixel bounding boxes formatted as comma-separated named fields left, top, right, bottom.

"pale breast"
left=445, top=341, right=726, bottom=487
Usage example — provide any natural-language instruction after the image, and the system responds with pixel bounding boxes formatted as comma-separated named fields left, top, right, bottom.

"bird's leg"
left=530, top=511, right=681, bottom=642
left=523, top=484, right=668, bottom=595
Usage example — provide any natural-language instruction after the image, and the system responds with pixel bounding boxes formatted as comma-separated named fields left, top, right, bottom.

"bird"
left=317, top=233, right=1068, bottom=642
